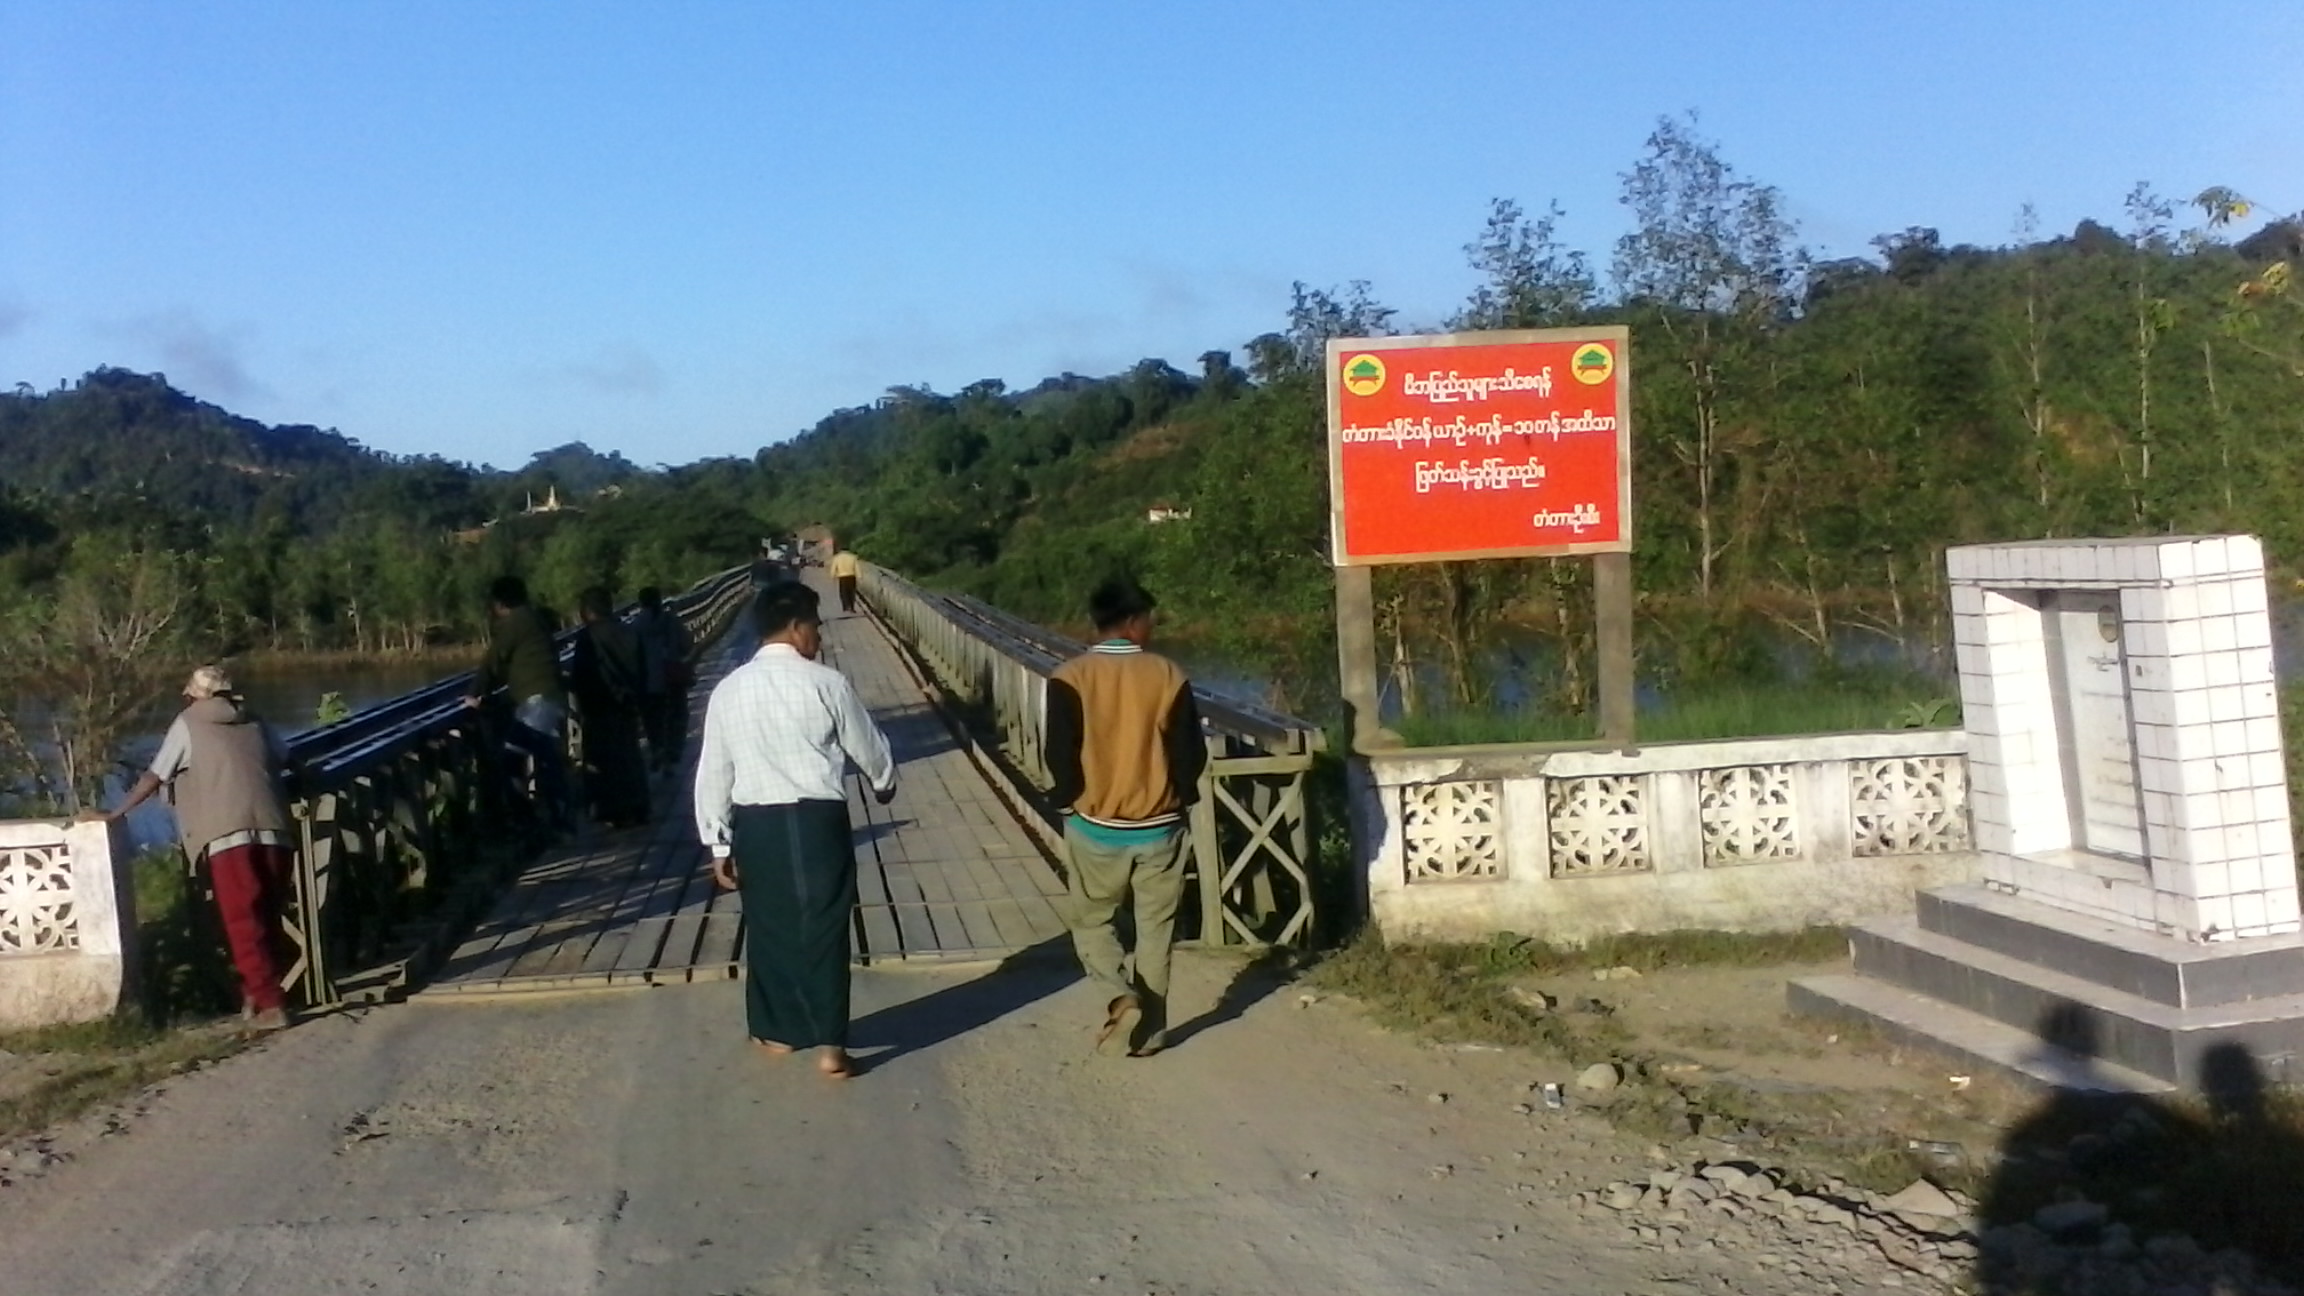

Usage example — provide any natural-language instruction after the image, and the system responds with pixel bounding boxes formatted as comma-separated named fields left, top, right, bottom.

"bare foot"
left=1094, top=993, right=1142, bottom=1055
left=753, top=1038, right=794, bottom=1057
left=817, top=1047, right=855, bottom=1079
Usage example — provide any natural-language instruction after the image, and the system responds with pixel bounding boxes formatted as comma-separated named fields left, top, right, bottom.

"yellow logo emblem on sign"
left=1341, top=353, right=1386, bottom=397
left=1571, top=342, right=1614, bottom=385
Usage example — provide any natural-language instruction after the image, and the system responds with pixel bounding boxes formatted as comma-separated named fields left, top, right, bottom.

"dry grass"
left=0, top=1015, right=247, bottom=1142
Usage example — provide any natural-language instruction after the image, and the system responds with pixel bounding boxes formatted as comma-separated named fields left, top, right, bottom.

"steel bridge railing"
left=857, top=562, right=1326, bottom=948
left=276, top=565, right=756, bottom=1007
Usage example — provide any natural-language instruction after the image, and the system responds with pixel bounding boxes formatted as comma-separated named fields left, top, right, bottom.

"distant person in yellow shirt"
left=829, top=549, right=861, bottom=615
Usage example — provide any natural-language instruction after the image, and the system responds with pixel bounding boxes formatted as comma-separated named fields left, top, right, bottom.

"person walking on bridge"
left=829, top=547, right=861, bottom=615
left=463, top=575, right=573, bottom=835
left=1047, top=578, right=1206, bottom=1057
left=694, top=580, right=896, bottom=1078
left=572, top=586, right=651, bottom=829
left=628, top=586, right=694, bottom=775
left=83, top=666, right=298, bottom=1031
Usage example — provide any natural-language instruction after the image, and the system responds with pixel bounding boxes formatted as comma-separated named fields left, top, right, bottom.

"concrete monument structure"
left=1795, top=536, right=2304, bottom=1091
left=0, top=817, right=137, bottom=1028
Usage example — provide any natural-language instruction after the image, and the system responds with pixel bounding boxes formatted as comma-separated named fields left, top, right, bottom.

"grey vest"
left=171, top=697, right=291, bottom=857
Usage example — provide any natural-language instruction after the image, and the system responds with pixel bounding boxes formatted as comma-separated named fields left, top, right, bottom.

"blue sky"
left=2, top=1, right=2295, bottom=469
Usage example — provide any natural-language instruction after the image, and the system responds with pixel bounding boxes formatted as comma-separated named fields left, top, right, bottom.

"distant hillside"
left=0, top=368, right=761, bottom=655
left=0, top=368, right=661, bottom=535
left=0, top=367, right=411, bottom=529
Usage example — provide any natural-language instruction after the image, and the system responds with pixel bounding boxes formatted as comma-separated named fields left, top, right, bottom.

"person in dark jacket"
left=572, top=586, right=651, bottom=829
left=1045, top=578, right=1206, bottom=1057
left=462, top=575, right=572, bottom=831
left=83, top=666, right=298, bottom=1031
left=627, top=586, right=695, bottom=774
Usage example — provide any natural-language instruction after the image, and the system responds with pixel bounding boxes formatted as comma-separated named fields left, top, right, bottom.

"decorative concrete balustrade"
left=0, top=818, right=135, bottom=1029
left=1354, top=730, right=1977, bottom=945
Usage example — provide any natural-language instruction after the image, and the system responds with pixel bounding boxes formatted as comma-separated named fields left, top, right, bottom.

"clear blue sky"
left=3, top=1, right=2294, bottom=470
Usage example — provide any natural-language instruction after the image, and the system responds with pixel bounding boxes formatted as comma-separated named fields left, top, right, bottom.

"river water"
left=98, top=658, right=459, bottom=852
left=234, top=659, right=463, bottom=738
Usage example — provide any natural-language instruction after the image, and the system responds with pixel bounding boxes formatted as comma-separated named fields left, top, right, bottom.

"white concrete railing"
left=0, top=818, right=135, bottom=1028
left=1353, top=729, right=1977, bottom=944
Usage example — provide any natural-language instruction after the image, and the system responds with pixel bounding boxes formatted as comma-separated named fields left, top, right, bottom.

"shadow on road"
left=849, top=938, right=1079, bottom=1067
left=1166, top=947, right=1297, bottom=1050
left=1975, top=1000, right=2304, bottom=1293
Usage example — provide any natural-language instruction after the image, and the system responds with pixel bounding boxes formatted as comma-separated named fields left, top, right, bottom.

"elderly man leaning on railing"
left=79, top=664, right=300, bottom=1031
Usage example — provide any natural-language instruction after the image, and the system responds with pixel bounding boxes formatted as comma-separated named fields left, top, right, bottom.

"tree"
left=1613, top=112, right=1806, bottom=598
left=1281, top=281, right=1395, bottom=373
left=1457, top=198, right=1596, bottom=328
left=2122, top=181, right=2180, bottom=519
left=0, top=543, right=203, bottom=811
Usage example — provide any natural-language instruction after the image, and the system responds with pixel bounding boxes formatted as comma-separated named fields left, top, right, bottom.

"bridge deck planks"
left=424, top=572, right=1071, bottom=997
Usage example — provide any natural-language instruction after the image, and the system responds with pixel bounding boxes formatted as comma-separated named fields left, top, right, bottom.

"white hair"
left=184, top=665, right=234, bottom=699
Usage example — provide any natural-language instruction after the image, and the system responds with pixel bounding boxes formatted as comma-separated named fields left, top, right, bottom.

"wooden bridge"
left=276, top=562, right=1323, bottom=1008
left=423, top=575, right=1072, bottom=995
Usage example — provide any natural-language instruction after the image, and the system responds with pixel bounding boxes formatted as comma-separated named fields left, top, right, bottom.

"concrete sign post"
left=1324, top=326, right=1635, bottom=753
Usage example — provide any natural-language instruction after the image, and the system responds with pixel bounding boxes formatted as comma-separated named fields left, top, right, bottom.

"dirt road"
left=0, top=953, right=1894, bottom=1295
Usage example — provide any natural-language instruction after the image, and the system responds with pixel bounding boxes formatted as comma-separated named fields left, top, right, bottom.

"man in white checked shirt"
left=695, top=581, right=896, bottom=1079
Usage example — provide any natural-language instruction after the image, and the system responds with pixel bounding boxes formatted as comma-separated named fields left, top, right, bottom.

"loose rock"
left=1574, top=1062, right=1622, bottom=1094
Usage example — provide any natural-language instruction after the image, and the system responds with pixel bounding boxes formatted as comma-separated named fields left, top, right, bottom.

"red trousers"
left=208, top=842, right=294, bottom=1013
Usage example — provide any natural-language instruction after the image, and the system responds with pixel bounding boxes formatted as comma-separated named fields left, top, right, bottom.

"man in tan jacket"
left=1045, top=578, right=1206, bottom=1056
left=85, top=665, right=298, bottom=1030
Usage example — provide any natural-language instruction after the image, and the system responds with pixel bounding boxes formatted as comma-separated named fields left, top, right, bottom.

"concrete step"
left=1786, top=973, right=2172, bottom=1094
left=1917, top=883, right=2304, bottom=1010
left=1847, top=916, right=2304, bottom=1087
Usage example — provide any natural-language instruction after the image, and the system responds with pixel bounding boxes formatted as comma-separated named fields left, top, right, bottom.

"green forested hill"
left=0, top=367, right=405, bottom=528
left=0, top=369, right=757, bottom=653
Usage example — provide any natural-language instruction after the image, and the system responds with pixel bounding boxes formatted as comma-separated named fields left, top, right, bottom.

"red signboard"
left=1325, top=327, right=1632, bottom=565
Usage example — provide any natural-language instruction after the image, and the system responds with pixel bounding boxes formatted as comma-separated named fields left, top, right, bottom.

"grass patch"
left=1316, top=925, right=1849, bottom=984
left=0, top=847, right=249, bottom=1144
left=129, top=846, right=240, bottom=1022
left=1309, top=936, right=1632, bottom=1062
left=0, top=1014, right=245, bottom=1141
left=1306, top=928, right=1847, bottom=1064
left=1396, top=677, right=1960, bottom=747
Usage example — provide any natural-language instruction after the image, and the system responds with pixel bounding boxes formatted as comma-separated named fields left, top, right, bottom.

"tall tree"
left=1457, top=198, right=1597, bottom=328
left=1613, top=112, right=1806, bottom=598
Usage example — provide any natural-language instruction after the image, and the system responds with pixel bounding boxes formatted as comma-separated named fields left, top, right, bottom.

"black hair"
left=488, top=575, right=530, bottom=609
left=754, top=581, right=823, bottom=638
left=1089, top=577, right=1156, bottom=632
left=636, top=586, right=664, bottom=611
left=577, top=586, right=615, bottom=619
